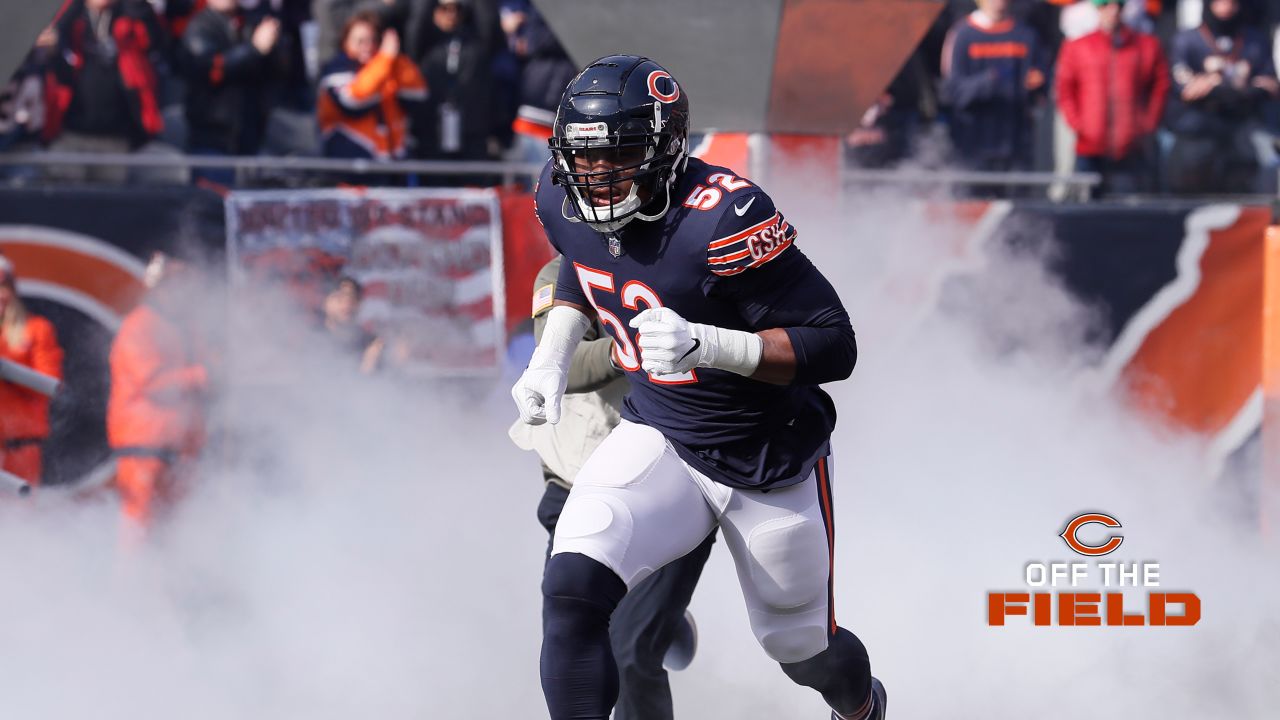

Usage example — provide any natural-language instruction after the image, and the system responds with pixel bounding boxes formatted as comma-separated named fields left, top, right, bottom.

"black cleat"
left=831, top=676, right=886, bottom=720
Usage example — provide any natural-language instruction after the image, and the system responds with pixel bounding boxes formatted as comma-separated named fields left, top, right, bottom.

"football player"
left=511, top=255, right=715, bottom=720
left=512, top=55, right=884, bottom=720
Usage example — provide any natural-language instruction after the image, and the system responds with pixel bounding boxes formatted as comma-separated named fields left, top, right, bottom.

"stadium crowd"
left=1, top=0, right=1278, bottom=196
left=855, top=0, right=1280, bottom=196
left=0, top=0, right=576, bottom=186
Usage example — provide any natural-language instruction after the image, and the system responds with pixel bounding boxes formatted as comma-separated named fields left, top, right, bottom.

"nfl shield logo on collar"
left=607, top=234, right=623, bottom=257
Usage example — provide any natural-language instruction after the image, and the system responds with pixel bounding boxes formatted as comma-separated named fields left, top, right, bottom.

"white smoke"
left=0, top=279, right=549, bottom=719
left=0, top=182, right=1275, bottom=720
left=671, top=185, right=1280, bottom=718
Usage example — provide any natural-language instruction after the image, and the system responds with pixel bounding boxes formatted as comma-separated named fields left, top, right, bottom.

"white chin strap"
left=633, top=185, right=671, bottom=224
left=574, top=181, right=645, bottom=233
left=628, top=141, right=684, bottom=227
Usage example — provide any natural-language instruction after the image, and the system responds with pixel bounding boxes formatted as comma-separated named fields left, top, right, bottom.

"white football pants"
left=550, top=419, right=838, bottom=664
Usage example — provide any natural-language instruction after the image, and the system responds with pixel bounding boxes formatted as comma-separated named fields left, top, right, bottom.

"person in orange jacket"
left=317, top=10, right=427, bottom=161
left=108, top=250, right=211, bottom=525
left=0, top=256, right=64, bottom=485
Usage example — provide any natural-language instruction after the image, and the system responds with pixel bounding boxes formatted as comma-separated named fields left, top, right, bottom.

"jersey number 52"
left=573, top=263, right=698, bottom=385
left=682, top=172, right=751, bottom=211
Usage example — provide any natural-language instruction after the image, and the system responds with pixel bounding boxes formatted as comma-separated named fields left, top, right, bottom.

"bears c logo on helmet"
left=647, top=70, right=680, bottom=103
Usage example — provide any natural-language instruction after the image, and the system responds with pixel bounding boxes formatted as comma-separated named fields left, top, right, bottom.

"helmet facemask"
left=551, top=120, right=684, bottom=233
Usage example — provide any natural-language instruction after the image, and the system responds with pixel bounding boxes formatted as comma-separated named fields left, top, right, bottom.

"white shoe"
left=662, top=610, right=698, bottom=671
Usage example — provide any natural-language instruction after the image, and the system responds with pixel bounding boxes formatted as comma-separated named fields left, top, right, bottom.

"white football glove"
left=629, top=307, right=763, bottom=378
left=512, top=350, right=569, bottom=425
left=512, top=306, right=591, bottom=425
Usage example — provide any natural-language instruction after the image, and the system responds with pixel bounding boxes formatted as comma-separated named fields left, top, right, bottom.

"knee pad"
left=740, top=512, right=831, bottom=663
left=744, top=514, right=828, bottom=611
left=757, top=618, right=830, bottom=663
left=552, top=495, right=638, bottom=584
left=543, top=552, right=627, bottom=617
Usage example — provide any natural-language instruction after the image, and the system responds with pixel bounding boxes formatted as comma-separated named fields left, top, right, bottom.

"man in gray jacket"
left=511, top=256, right=715, bottom=720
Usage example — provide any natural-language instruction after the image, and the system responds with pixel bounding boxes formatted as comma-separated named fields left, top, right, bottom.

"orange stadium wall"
left=919, top=200, right=1274, bottom=495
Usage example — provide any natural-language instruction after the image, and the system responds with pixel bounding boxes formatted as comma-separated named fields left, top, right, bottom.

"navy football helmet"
left=549, top=55, right=690, bottom=233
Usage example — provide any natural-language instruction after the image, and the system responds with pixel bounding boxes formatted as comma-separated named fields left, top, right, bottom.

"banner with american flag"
left=225, top=187, right=505, bottom=376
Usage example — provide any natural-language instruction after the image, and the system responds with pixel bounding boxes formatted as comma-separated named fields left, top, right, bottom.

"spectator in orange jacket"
left=0, top=257, right=64, bottom=485
left=108, top=250, right=211, bottom=525
left=1056, top=0, right=1169, bottom=196
left=318, top=11, right=427, bottom=162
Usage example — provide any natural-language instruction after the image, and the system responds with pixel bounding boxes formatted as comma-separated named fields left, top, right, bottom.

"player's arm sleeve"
left=705, top=194, right=857, bottom=385
left=745, top=253, right=857, bottom=385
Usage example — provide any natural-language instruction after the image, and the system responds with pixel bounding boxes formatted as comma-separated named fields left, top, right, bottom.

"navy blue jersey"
left=535, top=156, right=854, bottom=490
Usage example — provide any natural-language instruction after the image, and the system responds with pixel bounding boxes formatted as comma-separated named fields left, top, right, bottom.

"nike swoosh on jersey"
left=733, top=197, right=756, bottom=216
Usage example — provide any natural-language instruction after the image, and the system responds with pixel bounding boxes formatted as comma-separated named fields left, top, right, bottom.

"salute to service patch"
left=532, top=282, right=555, bottom=317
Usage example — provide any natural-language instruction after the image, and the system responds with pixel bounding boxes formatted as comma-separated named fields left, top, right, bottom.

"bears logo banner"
left=0, top=186, right=225, bottom=485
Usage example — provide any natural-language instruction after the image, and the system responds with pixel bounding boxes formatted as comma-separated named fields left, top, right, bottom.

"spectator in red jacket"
left=0, top=257, right=64, bottom=486
left=42, top=0, right=164, bottom=184
left=1055, top=0, right=1169, bottom=196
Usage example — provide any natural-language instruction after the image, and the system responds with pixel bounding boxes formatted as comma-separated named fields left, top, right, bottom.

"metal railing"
left=0, top=150, right=1106, bottom=198
left=0, top=151, right=546, bottom=187
left=843, top=167, right=1101, bottom=187
left=842, top=167, right=1102, bottom=201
